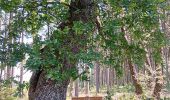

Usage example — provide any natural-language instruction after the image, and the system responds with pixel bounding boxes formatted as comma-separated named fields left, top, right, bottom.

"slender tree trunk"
left=106, top=68, right=110, bottom=91
left=145, top=48, right=155, bottom=91
left=113, top=69, right=115, bottom=85
left=109, top=69, right=113, bottom=87
left=7, top=12, right=13, bottom=87
left=85, top=65, right=89, bottom=96
left=128, top=60, right=143, bottom=95
left=2, top=13, right=7, bottom=80
left=7, top=67, right=11, bottom=79
left=19, top=32, right=24, bottom=97
left=19, top=61, right=24, bottom=97
left=164, top=48, right=170, bottom=88
left=114, top=69, right=118, bottom=85
left=152, top=49, right=164, bottom=99
left=74, top=79, right=79, bottom=97
left=95, top=61, right=100, bottom=94
left=104, top=68, right=107, bottom=86
left=100, top=69, right=103, bottom=86
left=5, top=13, right=12, bottom=80
left=161, top=7, right=170, bottom=88
left=168, top=48, right=170, bottom=86
left=0, top=69, right=2, bottom=81
left=152, top=65, right=163, bottom=100
left=68, top=79, right=73, bottom=97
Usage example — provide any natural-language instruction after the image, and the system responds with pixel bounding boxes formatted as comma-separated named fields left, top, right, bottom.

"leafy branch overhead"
left=0, top=0, right=168, bottom=80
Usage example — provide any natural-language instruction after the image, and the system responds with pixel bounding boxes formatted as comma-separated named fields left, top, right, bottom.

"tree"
left=19, top=32, right=24, bottom=97
left=95, top=61, right=100, bottom=94
left=128, top=59, right=143, bottom=95
left=0, top=0, right=168, bottom=99
left=27, top=1, right=97, bottom=99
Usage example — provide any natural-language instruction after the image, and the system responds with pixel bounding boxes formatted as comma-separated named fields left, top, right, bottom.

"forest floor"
left=15, top=86, right=170, bottom=100
left=66, top=93, right=170, bottom=100
left=17, top=92, right=170, bottom=100
left=66, top=89, right=170, bottom=100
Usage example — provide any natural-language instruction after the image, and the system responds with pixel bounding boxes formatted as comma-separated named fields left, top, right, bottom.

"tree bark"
left=152, top=65, right=163, bottom=100
left=128, top=60, right=143, bottom=95
left=74, top=79, right=79, bottom=97
left=19, top=32, right=24, bottom=97
left=95, top=61, right=100, bottom=94
left=28, top=0, right=96, bottom=100
left=164, top=48, right=170, bottom=88
left=100, top=69, right=104, bottom=86
left=29, top=71, right=69, bottom=100
left=85, top=65, right=89, bottom=96
left=109, top=69, right=113, bottom=87
left=106, top=68, right=110, bottom=91
left=68, top=79, right=73, bottom=97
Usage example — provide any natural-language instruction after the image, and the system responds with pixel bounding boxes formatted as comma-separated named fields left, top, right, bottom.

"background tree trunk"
left=95, top=61, right=100, bottom=94
left=85, top=65, right=89, bottom=96
left=128, top=60, right=143, bottom=95
left=19, top=33, right=24, bottom=97
left=152, top=63, right=164, bottom=99
left=74, top=79, right=79, bottom=97
left=106, top=68, right=110, bottom=91
left=68, top=79, right=73, bottom=97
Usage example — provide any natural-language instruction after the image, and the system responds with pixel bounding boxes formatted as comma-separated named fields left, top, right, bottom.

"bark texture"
left=74, top=79, right=79, bottom=97
left=95, top=61, right=100, bottom=93
left=28, top=0, right=96, bottom=100
left=152, top=66, right=163, bottom=100
left=29, top=71, right=69, bottom=100
left=128, top=60, right=143, bottom=95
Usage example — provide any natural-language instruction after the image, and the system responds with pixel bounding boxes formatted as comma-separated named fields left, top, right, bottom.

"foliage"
left=0, top=79, right=17, bottom=100
left=110, top=84, right=135, bottom=94
left=0, top=76, right=29, bottom=98
left=99, top=0, right=168, bottom=73
left=104, top=91, right=112, bottom=100
left=0, top=0, right=168, bottom=82
left=0, top=87, right=16, bottom=100
left=14, top=81, right=29, bottom=97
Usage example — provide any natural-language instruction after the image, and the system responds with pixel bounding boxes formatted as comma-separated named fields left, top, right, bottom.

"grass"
left=1, top=84, right=170, bottom=100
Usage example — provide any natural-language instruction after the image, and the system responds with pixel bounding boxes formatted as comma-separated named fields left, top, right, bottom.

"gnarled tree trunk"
left=28, top=0, right=96, bottom=100
left=29, top=71, right=69, bottom=100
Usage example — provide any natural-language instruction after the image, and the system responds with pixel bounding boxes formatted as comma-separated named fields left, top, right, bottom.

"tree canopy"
left=0, top=0, right=169, bottom=99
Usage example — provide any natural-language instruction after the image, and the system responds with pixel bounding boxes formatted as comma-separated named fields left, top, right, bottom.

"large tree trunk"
left=28, top=0, right=96, bottom=100
left=29, top=71, right=69, bottom=100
